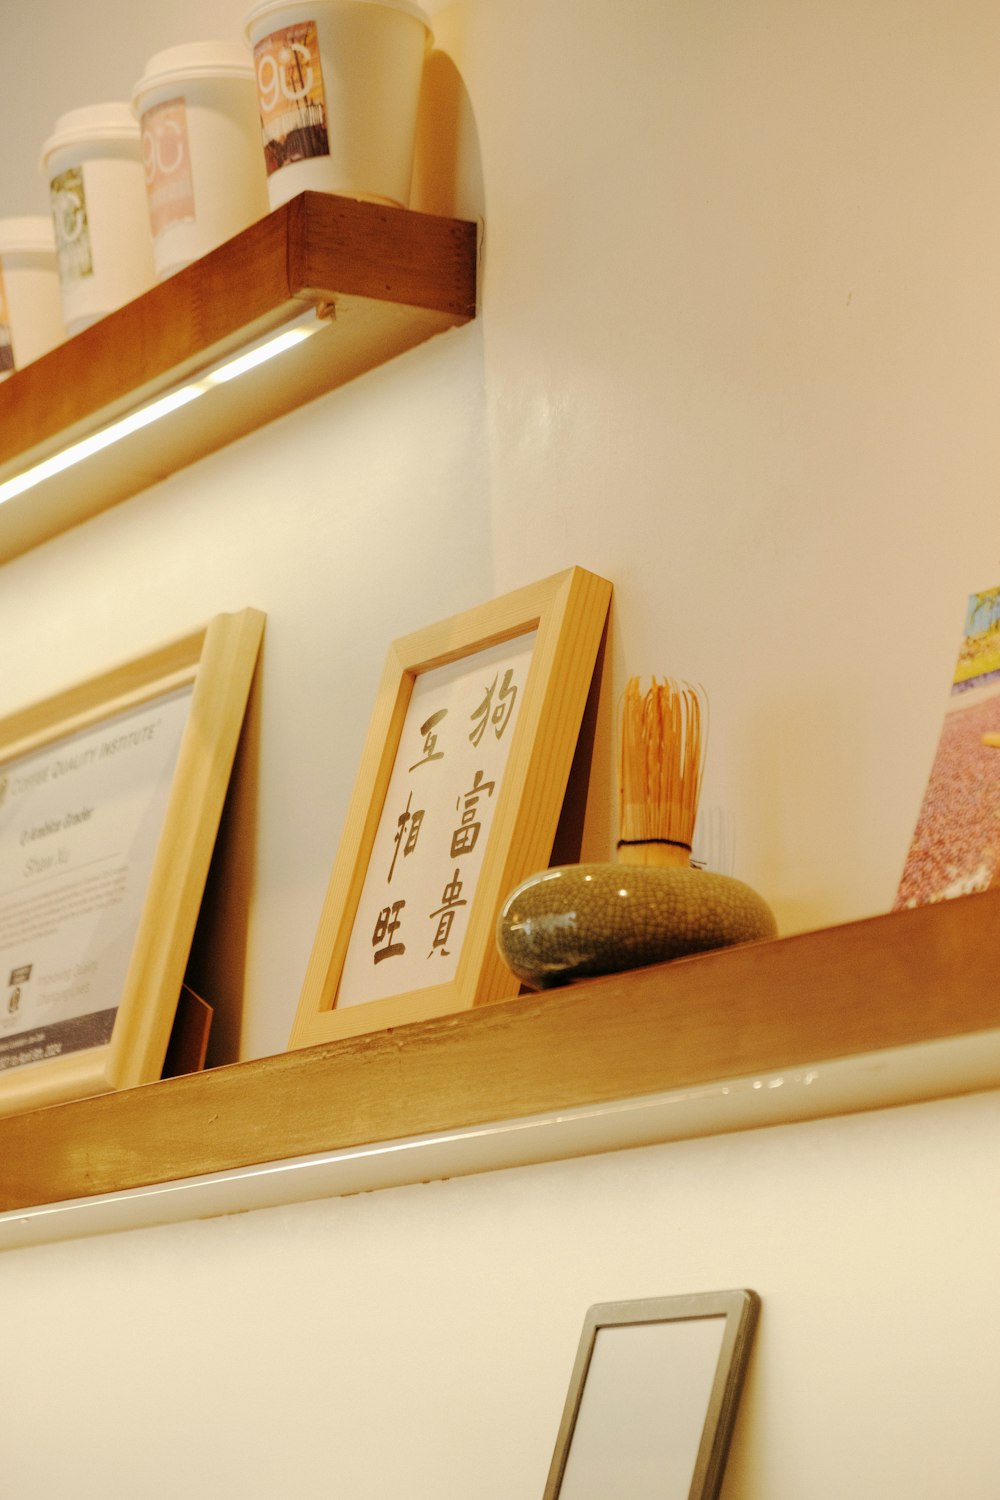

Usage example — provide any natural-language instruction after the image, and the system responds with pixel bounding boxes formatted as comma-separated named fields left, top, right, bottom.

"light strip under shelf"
left=0, top=312, right=322, bottom=509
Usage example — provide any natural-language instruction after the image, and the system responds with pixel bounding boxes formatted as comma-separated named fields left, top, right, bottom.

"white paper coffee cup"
left=40, top=102, right=156, bottom=336
left=131, top=42, right=270, bottom=280
left=0, top=217, right=65, bottom=377
left=244, top=0, right=432, bottom=210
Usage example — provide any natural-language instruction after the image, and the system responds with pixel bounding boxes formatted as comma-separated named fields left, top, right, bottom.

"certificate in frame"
left=290, top=566, right=612, bottom=1047
left=0, top=607, right=264, bottom=1118
left=543, top=1290, right=760, bottom=1500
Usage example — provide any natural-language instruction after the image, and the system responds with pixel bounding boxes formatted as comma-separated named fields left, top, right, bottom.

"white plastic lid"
left=244, top=0, right=432, bottom=44
left=0, top=216, right=56, bottom=257
left=131, top=41, right=255, bottom=113
left=40, top=102, right=140, bottom=170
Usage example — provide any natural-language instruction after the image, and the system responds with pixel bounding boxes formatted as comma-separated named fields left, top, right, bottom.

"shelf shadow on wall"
left=411, top=48, right=485, bottom=227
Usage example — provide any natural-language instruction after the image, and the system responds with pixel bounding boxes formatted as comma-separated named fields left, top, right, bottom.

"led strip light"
left=0, top=312, right=322, bottom=508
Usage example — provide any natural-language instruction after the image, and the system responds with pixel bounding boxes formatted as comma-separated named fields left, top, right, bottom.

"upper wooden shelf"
left=3, top=887, right=1000, bottom=1235
left=0, top=191, right=477, bottom=563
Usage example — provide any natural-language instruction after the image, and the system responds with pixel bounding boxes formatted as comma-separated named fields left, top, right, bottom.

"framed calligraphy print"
left=0, top=608, right=264, bottom=1118
left=290, top=567, right=612, bottom=1046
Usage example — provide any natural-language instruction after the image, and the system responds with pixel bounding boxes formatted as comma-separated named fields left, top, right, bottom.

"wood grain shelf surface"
left=2, top=888, right=1000, bottom=1217
left=0, top=192, right=477, bottom=563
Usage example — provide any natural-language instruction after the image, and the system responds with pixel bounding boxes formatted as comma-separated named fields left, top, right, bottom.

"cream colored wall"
left=6, top=1093, right=1000, bottom=1498
left=2, top=2, right=1000, bottom=1495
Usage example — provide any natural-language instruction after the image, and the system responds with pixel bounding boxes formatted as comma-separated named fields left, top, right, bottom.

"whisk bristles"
left=617, top=676, right=707, bottom=867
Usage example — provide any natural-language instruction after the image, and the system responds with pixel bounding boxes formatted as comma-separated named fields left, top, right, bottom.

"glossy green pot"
left=496, top=861, right=777, bottom=990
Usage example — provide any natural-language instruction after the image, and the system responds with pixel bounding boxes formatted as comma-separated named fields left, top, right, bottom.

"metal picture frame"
left=543, top=1289, right=760, bottom=1500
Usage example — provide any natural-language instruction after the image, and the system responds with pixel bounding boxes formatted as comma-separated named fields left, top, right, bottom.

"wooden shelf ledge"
left=0, top=191, right=477, bottom=563
left=2, top=888, right=1000, bottom=1246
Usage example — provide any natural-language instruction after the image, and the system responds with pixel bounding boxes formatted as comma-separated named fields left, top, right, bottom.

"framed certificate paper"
left=0, top=608, right=264, bottom=1118
left=290, top=567, right=612, bottom=1047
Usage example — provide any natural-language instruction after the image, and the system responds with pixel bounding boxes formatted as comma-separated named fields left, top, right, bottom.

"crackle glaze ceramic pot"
left=496, top=862, right=777, bottom=990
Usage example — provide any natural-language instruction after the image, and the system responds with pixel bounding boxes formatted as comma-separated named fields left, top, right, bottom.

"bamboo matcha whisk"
left=617, top=676, right=707, bottom=868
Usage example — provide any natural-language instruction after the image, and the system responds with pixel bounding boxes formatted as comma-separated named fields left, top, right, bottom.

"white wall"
left=2, top=1, right=1000, bottom=1495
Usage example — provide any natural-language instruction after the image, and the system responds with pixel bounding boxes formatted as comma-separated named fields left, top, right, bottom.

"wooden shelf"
left=0, top=191, right=477, bottom=562
left=3, top=888, right=1000, bottom=1234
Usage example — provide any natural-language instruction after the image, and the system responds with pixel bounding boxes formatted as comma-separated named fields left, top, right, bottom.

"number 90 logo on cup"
left=253, top=20, right=329, bottom=177
left=140, top=98, right=195, bottom=242
left=257, top=40, right=313, bottom=108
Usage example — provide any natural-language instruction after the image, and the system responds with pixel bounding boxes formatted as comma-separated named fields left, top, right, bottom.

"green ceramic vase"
left=496, top=861, right=777, bottom=990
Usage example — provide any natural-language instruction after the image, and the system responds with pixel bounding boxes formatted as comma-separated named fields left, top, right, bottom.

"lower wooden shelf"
left=2, top=887, right=1000, bottom=1251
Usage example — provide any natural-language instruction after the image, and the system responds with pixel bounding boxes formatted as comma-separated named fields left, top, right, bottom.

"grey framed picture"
left=542, top=1289, right=760, bottom=1500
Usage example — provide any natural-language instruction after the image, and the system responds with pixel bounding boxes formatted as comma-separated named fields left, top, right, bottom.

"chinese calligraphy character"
left=428, top=869, right=467, bottom=957
left=450, top=769, right=496, bottom=858
left=468, top=669, right=518, bottom=747
left=372, top=900, right=406, bottom=963
left=409, top=708, right=448, bottom=771
left=387, top=790, right=425, bottom=882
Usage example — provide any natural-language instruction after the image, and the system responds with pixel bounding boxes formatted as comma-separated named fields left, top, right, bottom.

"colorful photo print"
left=0, top=267, right=13, bottom=374
left=895, top=588, right=1000, bottom=908
left=253, top=21, right=329, bottom=176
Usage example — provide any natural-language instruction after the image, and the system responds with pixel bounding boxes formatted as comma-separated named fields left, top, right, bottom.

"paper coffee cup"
left=0, top=217, right=65, bottom=377
left=244, top=0, right=432, bottom=210
left=40, top=102, right=156, bottom=336
left=131, top=42, right=270, bottom=280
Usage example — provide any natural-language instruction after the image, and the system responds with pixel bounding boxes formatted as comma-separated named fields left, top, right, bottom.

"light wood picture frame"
left=290, top=566, right=612, bottom=1047
left=543, top=1290, right=760, bottom=1500
left=0, top=608, right=264, bottom=1118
